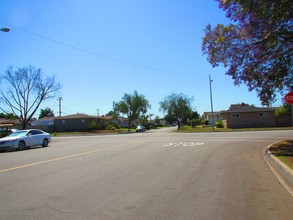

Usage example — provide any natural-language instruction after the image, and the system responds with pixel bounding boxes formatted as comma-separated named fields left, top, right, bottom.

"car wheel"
left=18, top=141, right=26, bottom=151
left=42, top=138, right=49, bottom=147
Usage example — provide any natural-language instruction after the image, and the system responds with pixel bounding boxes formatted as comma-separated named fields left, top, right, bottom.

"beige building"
left=202, top=111, right=222, bottom=125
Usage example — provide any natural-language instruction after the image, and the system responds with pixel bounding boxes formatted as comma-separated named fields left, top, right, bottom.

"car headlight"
left=3, top=140, right=16, bottom=144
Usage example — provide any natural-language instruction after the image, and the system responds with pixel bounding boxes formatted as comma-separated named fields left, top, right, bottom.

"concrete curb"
left=263, top=142, right=293, bottom=197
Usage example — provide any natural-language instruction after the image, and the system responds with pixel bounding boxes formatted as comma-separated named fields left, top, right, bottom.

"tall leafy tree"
left=159, top=93, right=194, bottom=130
left=113, top=90, right=151, bottom=131
left=202, top=0, right=293, bottom=106
left=154, top=116, right=161, bottom=125
left=39, top=107, right=55, bottom=119
left=0, top=65, right=61, bottom=129
left=164, top=114, right=177, bottom=126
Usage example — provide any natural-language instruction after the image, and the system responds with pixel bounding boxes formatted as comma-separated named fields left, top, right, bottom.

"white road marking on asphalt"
left=0, top=141, right=141, bottom=173
left=164, top=142, right=205, bottom=147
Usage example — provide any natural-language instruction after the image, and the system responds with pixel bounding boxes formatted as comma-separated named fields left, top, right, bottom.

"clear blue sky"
left=0, top=0, right=283, bottom=118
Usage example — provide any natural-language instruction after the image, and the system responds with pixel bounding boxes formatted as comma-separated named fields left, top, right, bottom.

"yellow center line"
left=0, top=141, right=141, bottom=173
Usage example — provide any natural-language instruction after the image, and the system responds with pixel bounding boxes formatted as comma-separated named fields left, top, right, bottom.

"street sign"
left=285, top=92, right=293, bottom=104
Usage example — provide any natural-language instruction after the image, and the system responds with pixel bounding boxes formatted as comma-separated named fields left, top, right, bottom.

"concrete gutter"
left=263, top=142, right=293, bottom=197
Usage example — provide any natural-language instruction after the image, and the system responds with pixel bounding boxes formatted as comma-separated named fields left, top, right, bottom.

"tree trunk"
left=128, top=119, right=131, bottom=132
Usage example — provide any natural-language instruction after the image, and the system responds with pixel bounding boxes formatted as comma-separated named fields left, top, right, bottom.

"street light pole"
left=58, top=97, right=62, bottom=117
left=0, top=27, right=10, bottom=32
left=209, top=75, right=215, bottom=132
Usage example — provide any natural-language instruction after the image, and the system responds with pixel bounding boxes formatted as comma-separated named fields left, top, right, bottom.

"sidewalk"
left=263, top=143, right=293, bottom=197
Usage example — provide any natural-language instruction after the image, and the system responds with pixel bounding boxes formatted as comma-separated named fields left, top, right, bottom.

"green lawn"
left=269, top=140, right=293, bottom=169
left=178, top=126, right=293, bottom=132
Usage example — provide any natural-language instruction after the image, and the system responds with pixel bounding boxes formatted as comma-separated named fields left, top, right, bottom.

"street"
left=1, top=128, right=293, bottom=220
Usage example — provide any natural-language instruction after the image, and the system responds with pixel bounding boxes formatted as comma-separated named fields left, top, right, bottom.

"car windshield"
left=8, top=131, right=28, bottom=137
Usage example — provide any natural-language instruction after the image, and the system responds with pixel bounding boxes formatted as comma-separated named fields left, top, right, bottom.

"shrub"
left=106, top=124, right=116, bottom=130
left=190, top=119, right=197, bottom=128
left=89, top=121, right=99, bottom=130
left=203, top=119, right=209, bottom=125
left=215, top=120, right=224, bottom=128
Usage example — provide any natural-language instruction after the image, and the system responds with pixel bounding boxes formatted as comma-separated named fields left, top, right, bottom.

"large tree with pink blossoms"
left=202, top=0, right=292, bottom=106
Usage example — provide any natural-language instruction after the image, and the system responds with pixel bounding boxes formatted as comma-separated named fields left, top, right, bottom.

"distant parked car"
left=136, top=125, right=145, bottom=132
left=9, top=128, right=19, bottom=134
left=0, top=129, right=51, bottom=151
left=0, top=128, right=18, bottom=138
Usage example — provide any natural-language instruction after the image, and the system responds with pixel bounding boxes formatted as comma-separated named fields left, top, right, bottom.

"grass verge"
left=178, top=126, right=293, bottom=132
left=269, top=140, right=293, bottom=169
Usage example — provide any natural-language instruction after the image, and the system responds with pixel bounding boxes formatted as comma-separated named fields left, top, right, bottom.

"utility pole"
left=0, top=27, right=10, bottom=32
left=58, top=97, right=62, bottom=117
left=209, top=75, right=215, bottom=131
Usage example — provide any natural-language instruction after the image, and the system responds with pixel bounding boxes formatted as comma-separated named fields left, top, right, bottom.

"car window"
left=30, top=130, right=43, bottom=135
left=9, top=131, right=27, bottom=137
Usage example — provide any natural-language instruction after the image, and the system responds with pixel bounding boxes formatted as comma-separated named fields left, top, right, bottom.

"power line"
left=1, top=21, right=204, bottom=77
left=148, top=75, right=209, bottom=98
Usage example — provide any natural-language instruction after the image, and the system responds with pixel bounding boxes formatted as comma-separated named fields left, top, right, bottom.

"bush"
left=215, top=120, right=224, bottom=128
left=149, top=124, right=157, bottom=129
left=89, top=121, right=99, bottom=130
left=190, top=119, right=197, bottom=128
left=106, top=124, right=116, bottom=130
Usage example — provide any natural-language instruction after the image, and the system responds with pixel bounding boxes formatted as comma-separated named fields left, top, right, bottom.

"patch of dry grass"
left=269, top=140, right=293, bottom=169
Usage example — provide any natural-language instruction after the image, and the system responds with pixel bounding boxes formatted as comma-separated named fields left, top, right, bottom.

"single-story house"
left=202, top=112, right=222, bottom=125
left=52, top=114, right=115, bottom=132
left=0, top=119, right=22, bottom=136
left=220, top=103, right=276, bottom=128
left=31, top=114, right=118, bottom=132
left=31, top=117, right=54, bottom=126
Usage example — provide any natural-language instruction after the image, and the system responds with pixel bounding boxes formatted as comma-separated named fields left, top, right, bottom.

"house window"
left=81, top=119, right=85, bottom=123
left=258, top=112, right=268, bottom=117
left=231, top=113, right=240, bottom=118
left=60, top=120, right=65, bottom=124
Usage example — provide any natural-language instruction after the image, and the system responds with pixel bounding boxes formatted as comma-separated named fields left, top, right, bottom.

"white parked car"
left=136, top=125, right=146, bottom=132
left=0, top=129, right=51, bottom=151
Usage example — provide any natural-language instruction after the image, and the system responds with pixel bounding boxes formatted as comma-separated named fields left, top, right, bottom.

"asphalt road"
left=1, top=128, right=293, bottom=220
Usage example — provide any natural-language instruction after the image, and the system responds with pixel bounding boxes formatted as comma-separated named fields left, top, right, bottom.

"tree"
left=164, top=114, right=177, bottom=126
left=0, top=65, right=61, bottom=129
left=39, top=107, right=55, bottom=119
left=189, top=111, right=201, bottom=128
left=154, top=116, right=161, bottom=125
left=275, top=104, right=292, bottom=116
left=0, top=112, right=18, bottom=120
left=159, top=93, right=194, bottom=130
left=105, top=110, right=120, bottom=128
left=113, top=90, right=151, bottom=131
left=138, top=115, right=149, bottom=126
left=202, top=0, right=293, bottom=106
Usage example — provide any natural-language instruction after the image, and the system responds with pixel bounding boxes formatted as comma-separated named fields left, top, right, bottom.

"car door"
left=26, top=131, right=37, bottom=146
left=30, top=130, right=43, bottom=146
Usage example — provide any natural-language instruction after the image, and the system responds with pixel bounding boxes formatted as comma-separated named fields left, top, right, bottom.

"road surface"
left=1, top=128, right=293, bottom=219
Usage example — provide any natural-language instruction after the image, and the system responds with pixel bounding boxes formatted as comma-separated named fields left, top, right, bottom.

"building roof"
left=221, top=103, right=275, bottom=113
left=0, top=118, right=20, bottom=125
left=53, top=114, right=113, bottom=120
left=53, top=114, right=95, bottom=120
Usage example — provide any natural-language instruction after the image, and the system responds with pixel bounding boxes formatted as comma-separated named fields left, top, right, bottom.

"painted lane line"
left=164, top=142, right=204, bottom=147
left=0, top=141, right=141, bottom=173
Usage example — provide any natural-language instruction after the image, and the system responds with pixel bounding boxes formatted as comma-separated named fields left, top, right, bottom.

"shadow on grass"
left=270, top=140, right=293, bottom=156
